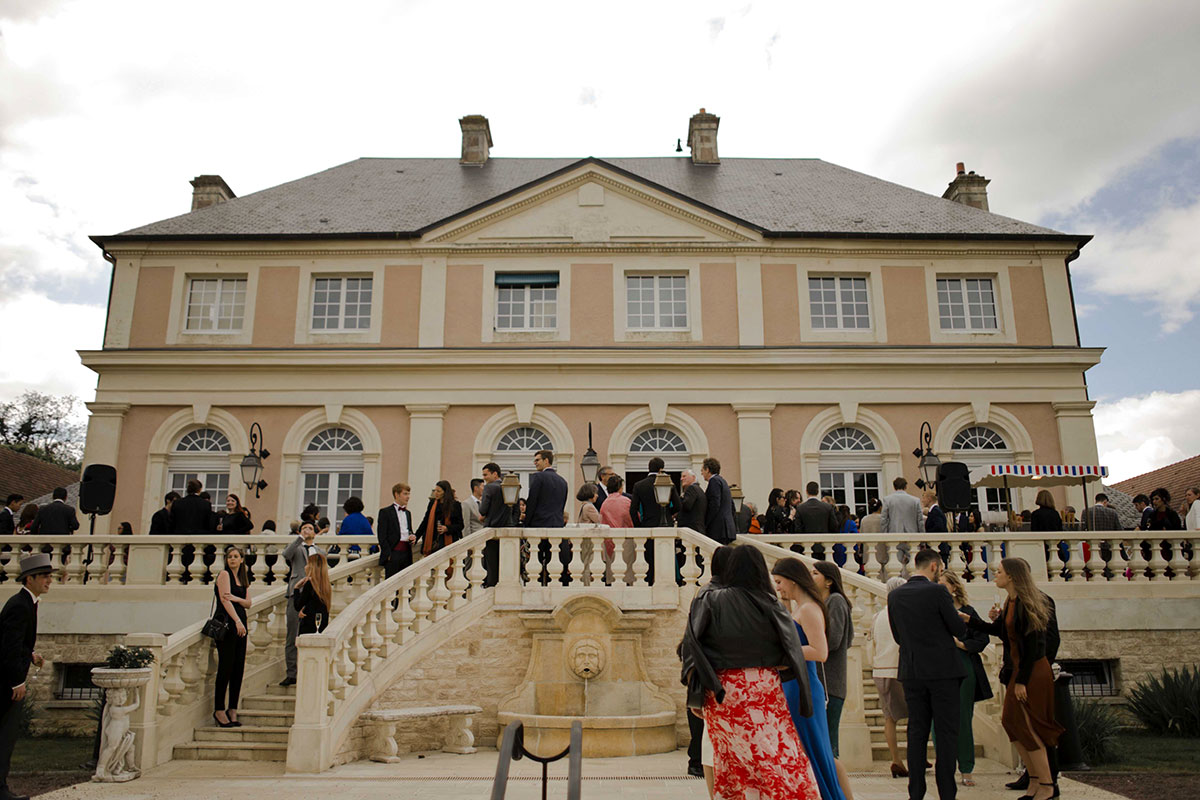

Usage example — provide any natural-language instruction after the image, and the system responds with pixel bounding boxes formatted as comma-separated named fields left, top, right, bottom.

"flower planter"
left=90, top=667, right=152, bottom=690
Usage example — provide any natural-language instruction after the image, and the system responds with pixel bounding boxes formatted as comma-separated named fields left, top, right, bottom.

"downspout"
left=100, top=247, right=116, bottom=349
left=1064, top=244, right=1088, bottom=399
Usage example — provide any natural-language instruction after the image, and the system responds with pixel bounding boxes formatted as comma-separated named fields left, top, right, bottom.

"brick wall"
left=27, top=633, right=123, bottom=736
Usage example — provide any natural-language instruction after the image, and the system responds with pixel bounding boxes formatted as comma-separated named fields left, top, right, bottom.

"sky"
left=1, top=0, right=1198, bottom=482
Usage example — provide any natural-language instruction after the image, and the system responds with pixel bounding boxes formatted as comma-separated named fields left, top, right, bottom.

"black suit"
left=478, top=479, right=514, bottom=587
left=1, top=587, right=37, bottom=793
left=593, top=483, right=608, bottom=511
left=30, top=500, right=79, bottom=535
left=169, top=494, right=214, bottom=535
left=149, top=506, right=172, bottom=535
left=628, top=474, right=680, bottom=527
left=888, top=575, right=969, bottom=800
left=702, top=474, right=736, bottom=544
left=376, top=505, right=414, bottom=578
left=925, top=504, right=948, bottom=533
left=678, top=483, right=706, bottom=534
left=795, top=497, right=838, bottom=534
left=525, top=468, right=567, bottom=528
left=0, top=508, right=14, bottom=536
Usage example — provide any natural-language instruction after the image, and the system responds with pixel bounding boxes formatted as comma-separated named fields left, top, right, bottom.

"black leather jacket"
left=680, top=585, right=812, bottom=717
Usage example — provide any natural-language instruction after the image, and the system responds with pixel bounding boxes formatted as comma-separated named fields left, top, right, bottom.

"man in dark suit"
left=924, top=491, right=948, bottom=533
left=888, top=547, right=968, bottom=800
left=169, top=479, right=213, bottom=535
left=795, top=481, right=838, bottom=534
left=1, top=553, right=53, bottom=800
left=148, top=491, right=179, bottom=535
left=377, top=482, right=415, bottom=579
left=592, top=466, right=613, bottom=511
left=701, top=458, right=736, bottom=544
left=524, top=450, right=567, bottom=527
left=29, top=488, right=78, bottom=535
left=677, top=469, right=706, bottom=534
left=0, top=496, right=22, bottom=536
left=478, top=463, right=514, bottom=587
left=629, top=458, right=681, bottom=527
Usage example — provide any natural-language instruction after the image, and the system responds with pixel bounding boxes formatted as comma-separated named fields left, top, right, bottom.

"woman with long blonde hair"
left=293, top=552, right=332, bottom=634
left=963, top=558, right=1061, bottom=800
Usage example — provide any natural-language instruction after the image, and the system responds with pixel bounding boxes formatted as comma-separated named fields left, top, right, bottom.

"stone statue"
left=94, top=687, right=141, bottom=782
left=569, top=638, right=606, bottom=679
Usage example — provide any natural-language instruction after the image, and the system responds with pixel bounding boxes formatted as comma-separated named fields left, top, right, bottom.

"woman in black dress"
left=217, top=494, right=253, bottom=535
left=417, top=480, right=464, bottom=557
left=293, top=552, right=332, bottom=634
left=213, top=544, right=251, bottom=727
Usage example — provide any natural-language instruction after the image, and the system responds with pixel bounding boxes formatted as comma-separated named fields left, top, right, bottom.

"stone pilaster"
left=406, top=404, right=449, bottom=496
left=733, top=403, right=775, bottom=510
left=81, top=402, right=131, bottom=535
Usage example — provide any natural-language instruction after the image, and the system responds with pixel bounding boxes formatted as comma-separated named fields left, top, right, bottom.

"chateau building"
left=81, top=110, right=1102, bottom=533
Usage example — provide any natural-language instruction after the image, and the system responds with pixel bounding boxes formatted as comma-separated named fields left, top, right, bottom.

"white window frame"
left=808, top=275, right=871, bottom=331
left=818, top=426, right=882, bottom=519
left=294, top=265, right=384, bottom=345
left=166, top=268, right=258, bottom=345
left=167, top=427, right=233, bottom=512
left=495, top=283, right=558, bottom=331
left=311, top=275, right=374, bottom=332
left=493, top=426, right=554, bottom=500
left=937, top=277, right=998, bottom=332
left=819, top=470, right=881, bottom=520
left=925, top=266, right=1015, bottom=344
left=628, top=427, right=691, bottom=471
left=183, top=277, right=247, bottom=332
left=613, top=261, right=703, bottom=343
left=300, top=427, right=365, bottom=532
left=480, top=263, right=570, bottom=343
left=951, top=426, right=1014, bottom=514
left=625, top=273, right=689, bottom=331
left=797, top=265, right=887, bottom=343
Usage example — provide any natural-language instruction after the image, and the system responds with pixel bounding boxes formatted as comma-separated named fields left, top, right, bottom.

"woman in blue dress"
left=771, top=557, right=853, bottom=800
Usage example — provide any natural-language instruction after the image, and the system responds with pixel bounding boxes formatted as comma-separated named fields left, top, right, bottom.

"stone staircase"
left=173, top=684, right=295, bottom=762
left=861, top=673, right=981, bottom=762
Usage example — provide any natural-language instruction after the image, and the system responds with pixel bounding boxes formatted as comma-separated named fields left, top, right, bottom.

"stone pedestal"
left=90, top=667, right=152, bottom=783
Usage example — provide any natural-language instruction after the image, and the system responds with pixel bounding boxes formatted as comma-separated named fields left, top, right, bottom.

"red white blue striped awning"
left=970, top=464, right=1109, bottom=488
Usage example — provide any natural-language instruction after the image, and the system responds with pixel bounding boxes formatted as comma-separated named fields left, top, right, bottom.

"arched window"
left=168, top=428, right=231, bottom=511
left=301, top=428, right=364, bottom=531
left=629, top=427, right=690, bottom=471
left=818, top=427, right=881, bottom=518
left=951, top=425, right=1012, bottom=512
left=493, top=426, right=553, bottom=499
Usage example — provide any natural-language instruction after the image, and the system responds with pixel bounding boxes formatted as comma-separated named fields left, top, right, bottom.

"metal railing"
left=491, top=720, right=582, bottom=800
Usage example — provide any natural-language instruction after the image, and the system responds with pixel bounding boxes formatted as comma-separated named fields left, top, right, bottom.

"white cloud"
left=0, top=290, right=104, bottom=404
left=1071, top=198, right=1200, bottom=332
left=1094, top=390, right=1200, bottom=482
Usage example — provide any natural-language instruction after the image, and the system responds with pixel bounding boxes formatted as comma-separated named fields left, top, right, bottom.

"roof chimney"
left=459, top=114, right=493, bottom=166
left=190, top=175, right=235, bottom=211
left=942, top=162, right=990, bottom=211
left=687, top=108, right=720, bottom=165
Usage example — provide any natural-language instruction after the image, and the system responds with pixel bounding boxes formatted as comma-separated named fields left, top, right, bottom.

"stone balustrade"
left=748, top=532, right=1199, bottom=584
left=121, top=552, right=382, bottom=770
left=0, top=534, right=378, bottom=586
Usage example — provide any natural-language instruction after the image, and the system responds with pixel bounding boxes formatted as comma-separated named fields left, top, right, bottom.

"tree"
left=0, top=391, right=86, bottom=469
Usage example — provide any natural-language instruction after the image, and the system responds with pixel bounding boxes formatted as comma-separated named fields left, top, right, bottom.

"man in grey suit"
left=279, top=521, right=325, bottom=686
left=881, top=477, right=924, bottom=533
left=461, top=478, right=485, bottom=537
left=701, top=457, right=736, bottom=544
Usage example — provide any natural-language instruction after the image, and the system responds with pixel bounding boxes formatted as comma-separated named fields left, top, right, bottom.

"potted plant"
left=91, top=645, right=156, bottom=688
left=91, top=645, right=156, bottom=782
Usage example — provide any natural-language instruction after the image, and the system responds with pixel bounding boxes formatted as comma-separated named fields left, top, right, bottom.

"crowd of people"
left=683, top=545, right=1065, bottom=800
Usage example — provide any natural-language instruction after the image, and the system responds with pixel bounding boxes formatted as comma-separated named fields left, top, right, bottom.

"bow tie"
left=398, top=506, right=407, bottom=511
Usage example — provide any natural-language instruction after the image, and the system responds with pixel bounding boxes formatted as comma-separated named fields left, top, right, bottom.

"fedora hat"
left=19, top=553, right=53, bottom=579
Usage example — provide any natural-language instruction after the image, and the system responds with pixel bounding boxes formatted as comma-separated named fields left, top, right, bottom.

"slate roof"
left=96, top=157, right=1084, bottom=244
left=0, top=447, right=81, bottom=503
left=1112, top=454, right=1200, bottom=510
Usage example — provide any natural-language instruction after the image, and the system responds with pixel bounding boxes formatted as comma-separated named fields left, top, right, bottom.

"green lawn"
left=11, top=735, right=93, bottom=772
left=1097, top=732, right=1200, bottom=772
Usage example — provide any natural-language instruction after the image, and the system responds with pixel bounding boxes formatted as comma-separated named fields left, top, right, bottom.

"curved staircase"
left=174, top=684, right=295, bottom=761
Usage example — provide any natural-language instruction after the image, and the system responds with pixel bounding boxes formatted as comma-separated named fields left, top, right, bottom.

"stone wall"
left=1058, top=628, right=1200, bottom=698
left=26, top=633, right=123, bottom=736
left=371, top=606, right=690, bottom=755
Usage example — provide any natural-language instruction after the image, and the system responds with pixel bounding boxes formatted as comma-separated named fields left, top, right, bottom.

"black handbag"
left=201, top=595, right=231, bottom=642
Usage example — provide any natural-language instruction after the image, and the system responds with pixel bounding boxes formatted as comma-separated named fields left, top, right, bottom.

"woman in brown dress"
left=963, top=558, right=1063, bottom=800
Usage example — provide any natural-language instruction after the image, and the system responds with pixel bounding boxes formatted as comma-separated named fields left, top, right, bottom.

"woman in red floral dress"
left=682, top=545, right=821, bottom=800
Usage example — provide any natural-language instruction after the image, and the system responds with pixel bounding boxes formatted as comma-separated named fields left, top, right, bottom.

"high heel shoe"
left=212, top=711, right=234, bottom=728
left=890, top=762, right=908, bottom=778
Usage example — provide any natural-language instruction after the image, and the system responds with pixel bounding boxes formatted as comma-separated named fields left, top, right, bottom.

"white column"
left=733, top=403, right=775, bottom=510
left=81, top=402, right=131, bottom=535
left=406, top=404, right=449, bottom=497
left=735, top=255, right=764, bottom=346
left=418, top=256, right=446, bottom=347
left=1053, top=401, right=1101, bottom=511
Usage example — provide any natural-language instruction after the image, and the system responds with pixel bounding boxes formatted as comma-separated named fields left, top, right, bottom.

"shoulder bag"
left=201, top=594, right=231, bottom=642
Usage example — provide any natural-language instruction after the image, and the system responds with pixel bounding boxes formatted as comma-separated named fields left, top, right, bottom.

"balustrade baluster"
left=1108, top=539, right=1129, bottom=581
left=1189, top=539, right=1200, bottom=581
left=376, top=596, right=397, bottom=658
left=164, top=545, right=184, bottom=584
left=410, top=572, right=433, bottom=632
left=250, top=606, right=272, bottom=657
left=250, top=545, right=269, bottom=584
left=267, top=603, right=288, bottom=658
left=465, top=546, right=487, bottom=600
left=160, top=655, right=185, bottom=714
left=210, top=547, right=226, bottom=583
left=1046, top=541, right=1065, bottom=582
left=987, top=540, right=1003, bottom=581
left=567, top=535, right=586, bottom=587
left=394, top=581, right=416, bottom=644
left=179, top=647, right=205, bottom=704
left=1128, top=540, right=1149, bottom=581
left=64, top=544, right=84, bottom=584
left=1062, top=540, right=1081, bottom=581
left=330, top=641, right=348, bottom=699
left=427, top=565, right=451, bottom=622
left=1147, top=540, right=1170, bottom=581
left=1166, top=538, right=1188, bottom=582
left=883, top=545, right=901, bottom=579
left=85, top=543, right=106, bottom=583
left=680, top=544, right=702, bottom=587
left=348, top=623, right=368, bottom=683
left=110, top=544, right=128, bottom=584
left=2, top=550, right=20, bottom=582
left=1083, top=540, right=1104, bottom=581
left=949, top=541, right=967, bottom=578
left=966, top=541, right=985, bottom=582
left=862, top=543, right=882, bottom=582
left=631, top=536, right=649, bottom=587
left=446, top=555, right=469, bottom=610
left=272, top=547, right=290, bottom=586
left=612, top=537, right=631, bottom=586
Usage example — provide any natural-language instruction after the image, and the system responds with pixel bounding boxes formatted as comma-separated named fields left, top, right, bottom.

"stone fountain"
left=496, top=595, right=677, bottom=757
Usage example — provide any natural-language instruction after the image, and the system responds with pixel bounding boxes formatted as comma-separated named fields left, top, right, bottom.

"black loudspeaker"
left=79, top=464, right=117, bottom=515
left=935, top=461, right=973, bottom=512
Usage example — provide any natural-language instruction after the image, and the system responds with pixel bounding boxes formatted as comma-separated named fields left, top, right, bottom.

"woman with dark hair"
left=417, top=480, right=464, bottom=556
left=1030, top=490, right=1062, bottom=532
left=936, top=570, right=992, bottom=787
left=213, top=544, right=251, bottom=728
left=576, top=483, right=602, bottom=524
left=860, top=497, right=882, bottom=534
left=293, top=552, right=332, bottom=634
left=217, top=494, right=253, bottom=535
left=686, top=544, right=734, bottom=794
left=811, top=562, right=853, bottom=760
left=599, top=475, right=633, bottom=528
left=338, top=496, right=373, bottom=535
left=963, top=558, right=1062, bottom=800
left=1146, top=487, right=1182, bottom=530
left=771, top=557, right=849, bottom=800
left=16, top=503, right=38, bottom=533
left=764, top=488, right=793, bottom=534
left=681, top=546, right=820, bottom=800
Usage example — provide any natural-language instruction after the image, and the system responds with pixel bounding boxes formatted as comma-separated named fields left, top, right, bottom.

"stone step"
left=194, top=726, right=291, bottom=744
left=234, top=708, right=295, bottom=725
left=173, top=741, right=288, bottom=761
left=264, top=684, right=297, bottom=697
left=241, top=694, right=295, bottom=711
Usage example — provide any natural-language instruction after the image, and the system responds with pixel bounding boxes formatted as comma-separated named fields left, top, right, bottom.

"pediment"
left=425, top=166, right=758, bottom=244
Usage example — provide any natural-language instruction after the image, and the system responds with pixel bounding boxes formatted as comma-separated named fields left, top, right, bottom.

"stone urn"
left=90, top=667, right=152, bottom=783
